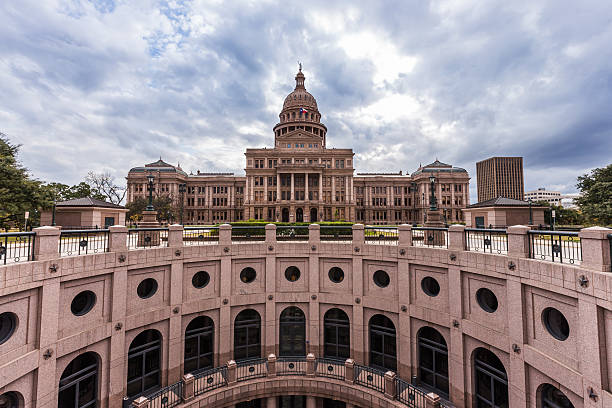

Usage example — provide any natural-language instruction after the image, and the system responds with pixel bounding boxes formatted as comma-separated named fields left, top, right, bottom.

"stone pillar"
left=267, top=354, right=277, bottom=377
left=182, top=374, right=195, bottom=401
left=309, top=224, right=320, bottom=245
left=331, top=176, right=336, bottom=203
left=398, top=224, right=412, bottom=247
left=305, top=172, right=309, bottom=202
left=345, top=176, right=349, bottom=203
left=227, top=360, right=237, bottom=384
left=291, top=173, right=295, bottom=201
left=219, top=223, right=232, bottom=246
left=448, top=224, right=466, bottom=251
left=34, top=277, right=60, bottom=408
left=306, top=353, right=316, bottom=377
left=167, top=224, right=184, bottom=247
left=352, top=224, right=364, bottom=246
left=384, top=371, right=396, bottom=400
left=277, top=174, right=281, bottom=202
left=306, top=396, right=316, bottom=408
left=33, top=226, right=60, bottom=261
left=344, top=359, right=355, bottom=384
left=507, top=225, right=530, bottom=258
left=267, top=397, right=277, bottom=408
left=108, top=225, right=128, bottom=252
left=266, top=224, right=277, bottom=243
left=579, top=226, right=612, bottom=272
left=319, top=174, right=323, bottom=202
left=132, top=397, right=150, bottom=408
left=424, top=392, right=440, bottom=408
left=264, top=174, right=268, bottom=204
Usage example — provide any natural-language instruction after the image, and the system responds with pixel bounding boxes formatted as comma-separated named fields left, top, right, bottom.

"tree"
left=535, top=201, right=585, bottom=226
left=0, top=133, right=51, bottom=230
left=85, top=171, right=126, bottom=205
left=575, top=164, right=612, bottom=226
left=125, top=195, right=178, bottom=224
left=42, top=181, right=106, bottom=202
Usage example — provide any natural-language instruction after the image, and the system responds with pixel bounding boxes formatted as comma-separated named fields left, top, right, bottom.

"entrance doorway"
left=282, top=208, right=289, bottom=222
left=310, top=208, right=318, bottom=222
left=296, top=208, right=303, bottom=222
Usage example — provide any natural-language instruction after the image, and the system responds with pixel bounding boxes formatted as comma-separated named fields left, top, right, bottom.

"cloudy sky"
left=1, top=0, right=611, bottom=202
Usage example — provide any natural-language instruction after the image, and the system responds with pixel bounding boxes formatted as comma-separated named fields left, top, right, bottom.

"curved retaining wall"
left=0, top=224, right=611, bottom=408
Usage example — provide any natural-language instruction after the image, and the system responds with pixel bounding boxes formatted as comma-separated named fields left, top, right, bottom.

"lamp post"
left=178, top=183, right=186, bottom=225
left=429, top=175, right=437, bottom=211
left=51, top=198, right=57, bottom=226
left=146, top=174, right=155, bottom=211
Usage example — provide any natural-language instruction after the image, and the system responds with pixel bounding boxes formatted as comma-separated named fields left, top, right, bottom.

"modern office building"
left=126, top=69, right=470, bottom=225
left=525, top=188, right=562, bottom=206
left=476, top=156, right=524, bottom=202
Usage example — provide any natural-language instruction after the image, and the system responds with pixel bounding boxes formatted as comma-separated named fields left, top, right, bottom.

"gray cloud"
left=0, top=0, right=611, bottom=202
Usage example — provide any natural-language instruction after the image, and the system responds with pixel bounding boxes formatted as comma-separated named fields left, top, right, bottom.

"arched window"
left=279, top=307, right=306, bottom=356
left=324, top=308, right=350, bottom=360
left=473, top=348, right=508, bottom=408
left=369, top=315, right=396, bottom=372
left=0, top=392, right=22, bottom=408
left=58, top=352, right=98, bottom=408
left=418, top=327, right=449, bottom=395
left=184, top=316, right=214, bottom=374
left=234, top=309, right=261, bottom=361
left=127, top=330, right=161, bottom=398
left=541, top=384, right=574, bottom=408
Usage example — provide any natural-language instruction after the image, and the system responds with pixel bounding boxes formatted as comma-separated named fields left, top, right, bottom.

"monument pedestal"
left=425, top=209, right=446, bottom=246
left=138, top=210, right=161, bottom=247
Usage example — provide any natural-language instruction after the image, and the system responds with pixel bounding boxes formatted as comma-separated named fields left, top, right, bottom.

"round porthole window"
left=0, top=312, right=18, bottom=345
left=137, top=278, right=158, bottom=299
left=373, top=270, right=390, bottom=288
left=285, top=266, right=300, bottom=282
left=240, top=267, right=256, bottom=283
left=328, top=267, right=344, bottom=283
left=0, top=392, right=20, bottom=408
left=542, top=307, right=569, bottom=341
left=70, top=290, right=97, bottom=316
left=421, top=277, right=440, bottom=297
left=476, top=288, right=498, bottom=313
left=192, top=271, right=210, bottom=289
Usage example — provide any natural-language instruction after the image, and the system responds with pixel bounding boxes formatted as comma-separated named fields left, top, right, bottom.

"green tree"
left=125, top=196, right=178, bottom=224
left=535, top=201, right=585, bottom=226
left=42, top=181, right=106, bottom=202
left=575, top=164, right=612, bottom=226
left=0, top=134, right=51, bottom=230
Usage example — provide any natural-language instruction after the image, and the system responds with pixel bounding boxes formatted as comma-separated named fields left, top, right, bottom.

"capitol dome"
left=282, top=68, right=319, bottom=112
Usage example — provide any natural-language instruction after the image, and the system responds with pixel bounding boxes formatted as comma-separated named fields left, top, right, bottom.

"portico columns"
left=319, top=174, right=323, bottom=202
left=276, top=174, right=281, bottom=201
left=305, top=172, right=309, bottom=201
left=291, top=173, right=294, bottom=201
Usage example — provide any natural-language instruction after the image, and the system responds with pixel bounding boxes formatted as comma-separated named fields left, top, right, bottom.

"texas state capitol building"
left=127, top=68, right=470, bottom=224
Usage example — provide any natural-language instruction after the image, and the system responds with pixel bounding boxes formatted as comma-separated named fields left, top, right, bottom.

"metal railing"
left=354, top=364, right=386, bottom=393
left=465, top=228, right=508, bottom=254
left=276, top=226, right=309, bottom=241
left=396, top=378, right=427, bottom=408
left=320, top=225, right=353, bottom=241
left=276, top=357, right=307, bottom=375
left=127, top=228, right=169, bottom=249
left=0, top=232, right=35, bottom=265
left=146, top=382, right=182, bottom=408
left=365, top=226, right=399, bottom=244
left=412, top=227, right=448, bottom=248
left=316, top=358, right=345, bottom=380
left=183, top=227, right=219, bottom=245
left=231, top=226, right=266, bottom=242
left=236, top=358, right=267, bottom=381
left=193, top=366, right=227, bottom=396
left=528, top=230, right=582, bottom=264
left=59, top=229, right=109, bottom=257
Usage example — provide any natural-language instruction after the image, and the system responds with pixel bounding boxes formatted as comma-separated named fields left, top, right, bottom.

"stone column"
left=306, top=353, right=316, bottom=376
left=277, top=173, right=281, bottom=202
left=424, top=392, right=440, bottom=408
left=267, top=397, right=277, bottom=408
left=345, top=176, right=349, bottom=203
left=182, top=374, right=195, bottom=402
left=265, top=224, right=277, bottom=243
left=35, top=277, right=60, bottom=408
left=306, top=396, right=316, bottom=408
left=264, top=175, right=268, bottom=204
left=448, top=224, right=466, bottom=251
left=291, top=173, right=295, bottom=201
left=305, top=172, right=309, bottom=202
left=319, top=174, right=323, bottom=202
left=579, top=226, right=612, bottom=272
left=226, top=360, right=237, bottom=383
left=352, top=224, right=364, bottom=247
left=219, top=223, right=232, bottom=246
left=309, top=224, right=320, bottom=245
left=167, top=224, right=184, bottom=247
left=331, top=176, right=336, bottom=204
left=344, top=359, right=355, bottom=384
left=245, top=176, right=249, bottom=204
left=507, top=225, right=530, bottom=258
left=131, top=397, right=149, bottom=408
left=267, top=354, right=277, bottom=377
left=398, top=224, right=412, bottom=247
left=33, top=226, right=60, bottom=261
left=384, top=371, right=396, bottom=399
left=108, top=225, right=128, bottom=252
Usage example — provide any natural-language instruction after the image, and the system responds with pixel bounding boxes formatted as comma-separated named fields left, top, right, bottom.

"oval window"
left=240, top=267, right=257, bottom=283
left=476, top=288, right=498, bottom=313
left=421, top=277, right=440, bottom=297
left=70, top=290, right=97, bottom=316
left=284, top=266, right=300, bottom=282
left=328, top=267, right=344, bottom=283
left=0, top=312, right=18, bottom=345
left=373, top=270, right=390, bottom=288
left=542, top=307, right=569, bottom=341
left=137, top=278, right=158, bottom=299
left=192, top=271, right=210, bottom=289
